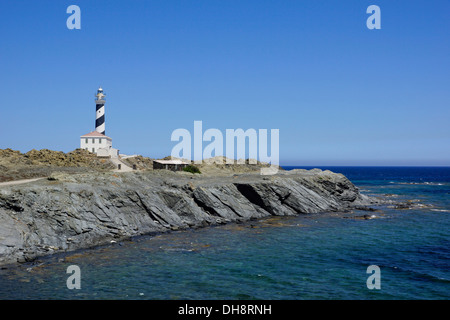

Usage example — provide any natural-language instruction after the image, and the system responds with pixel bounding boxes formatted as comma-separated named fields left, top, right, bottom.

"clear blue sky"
left=0, top=0, right=449, bottom=166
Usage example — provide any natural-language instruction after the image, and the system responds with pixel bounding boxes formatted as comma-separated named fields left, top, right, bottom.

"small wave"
left=159, top=246, right=195, bottom=252
left=430, top=209, right=450, bottom=213
left=384, top=265, right=450, bottom=283
left=396, top=182, right=445, bottom=186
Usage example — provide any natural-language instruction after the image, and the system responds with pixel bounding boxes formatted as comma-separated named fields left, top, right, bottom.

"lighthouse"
left=95, top=87, right=106, bottom=135
left=80, top=86, right=119, bottom=158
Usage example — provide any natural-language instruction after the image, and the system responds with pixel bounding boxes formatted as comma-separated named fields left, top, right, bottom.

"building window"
left=85, top=138, right=88, bottom=144
left=98, top=138, right=102, bottom=144
left=92, top=138, right=95, bottom=144
left=92, top=148, right=95, bottom=153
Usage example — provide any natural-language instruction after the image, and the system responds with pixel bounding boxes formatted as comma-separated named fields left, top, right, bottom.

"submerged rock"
left=0, top=169, right=379, bottom=266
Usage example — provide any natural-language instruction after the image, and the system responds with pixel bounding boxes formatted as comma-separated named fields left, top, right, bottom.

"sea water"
left=0, top=167, right=449, bottom=300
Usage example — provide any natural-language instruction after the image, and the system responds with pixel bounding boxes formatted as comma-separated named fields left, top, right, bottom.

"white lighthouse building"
left=80, top=87, right=119, bottom=158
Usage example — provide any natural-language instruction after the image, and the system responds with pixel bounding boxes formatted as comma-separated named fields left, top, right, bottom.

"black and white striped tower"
left=95, top=87, right=106, bottom=135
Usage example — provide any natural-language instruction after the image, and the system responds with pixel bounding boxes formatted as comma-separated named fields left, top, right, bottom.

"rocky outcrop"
left=0, top=169, right=378, bottom=266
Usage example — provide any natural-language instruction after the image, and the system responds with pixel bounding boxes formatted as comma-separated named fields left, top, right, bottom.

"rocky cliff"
left=0, top=169, right=379, bottom=266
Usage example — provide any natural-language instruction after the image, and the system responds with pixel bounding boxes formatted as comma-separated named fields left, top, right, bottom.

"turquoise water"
left=0, top=167, right=449, bottom=300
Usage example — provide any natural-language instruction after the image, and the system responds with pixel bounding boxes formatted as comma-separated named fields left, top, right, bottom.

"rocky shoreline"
left=0, top=168, right=382, bottom=266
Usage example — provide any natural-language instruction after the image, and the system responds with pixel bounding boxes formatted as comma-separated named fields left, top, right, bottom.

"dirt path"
left=0, top=177, right=45, bottom=187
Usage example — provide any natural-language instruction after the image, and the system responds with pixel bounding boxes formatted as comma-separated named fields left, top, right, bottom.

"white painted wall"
left=97, top=147, right=119, bottom=158
left=80, top=137, right=112, bottom=154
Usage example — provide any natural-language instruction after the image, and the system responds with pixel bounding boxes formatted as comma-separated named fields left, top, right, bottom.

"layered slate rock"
left=0, top=169, right=378, bottom=265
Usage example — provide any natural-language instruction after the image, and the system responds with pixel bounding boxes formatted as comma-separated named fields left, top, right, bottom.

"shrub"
left=183, top=165, right=201, bottom=174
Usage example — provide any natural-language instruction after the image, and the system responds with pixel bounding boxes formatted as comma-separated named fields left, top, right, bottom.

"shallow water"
left=0, top=167, right=449, bottom=299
